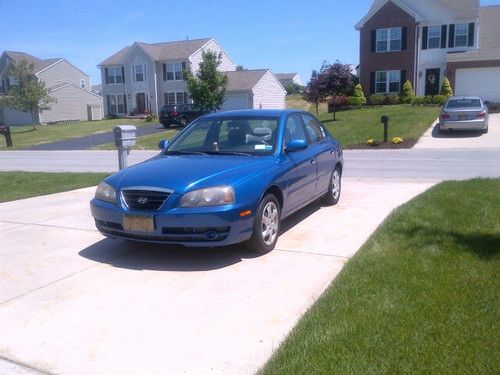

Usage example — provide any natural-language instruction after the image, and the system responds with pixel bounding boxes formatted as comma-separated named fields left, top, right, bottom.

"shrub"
left=145, top=115, right=153, bottom=122
left=369, top=94, right=386, bottom=105
left=386, top=93, right=400, bottom=105
left=327, top=95, right=350, bottom=112
left=440, top=77, right=453, bottom=97
left=349, top=84, right=367, bottom=108
left=433, top=95, right=448, bottom=105
left=401, top=80, right=416, bottom=104
left=285, top=82, right=303, bottom=95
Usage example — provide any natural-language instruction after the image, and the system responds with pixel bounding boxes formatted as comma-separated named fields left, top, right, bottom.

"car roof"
left=203, top=109, right=305, bottom=119
left=448, top=96, right=482, bottom=100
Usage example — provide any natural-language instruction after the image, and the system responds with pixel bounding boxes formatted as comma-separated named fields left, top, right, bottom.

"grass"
left=0, top=172, right=109, bottom=202
left=261, top=178, right=500, bottom=375
left=0, top=119, right=150, bottom=150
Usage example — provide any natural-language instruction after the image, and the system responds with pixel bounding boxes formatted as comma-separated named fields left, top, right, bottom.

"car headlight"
left=180, top=186, right=235, bottom=207
left=95, top=182, right=116, bottom=203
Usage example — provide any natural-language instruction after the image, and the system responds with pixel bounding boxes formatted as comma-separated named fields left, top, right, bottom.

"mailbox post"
left=380, top=115, right=389, bottom=143
left=113, top=125, right=137, bottom=170
left=0, top=125, right=13, bottom=147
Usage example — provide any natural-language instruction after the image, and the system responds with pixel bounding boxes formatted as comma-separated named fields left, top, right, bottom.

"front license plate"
left=123, top=215, right=154, bottom=232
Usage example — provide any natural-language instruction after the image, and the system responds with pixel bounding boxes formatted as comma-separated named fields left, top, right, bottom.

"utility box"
left=113, top=125, right=137, bottom=148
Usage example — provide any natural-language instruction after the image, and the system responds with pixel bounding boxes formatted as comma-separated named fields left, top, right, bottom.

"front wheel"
left=246, top=194, right=280, bottom=254
left=322, top=166, right=341, bottom=206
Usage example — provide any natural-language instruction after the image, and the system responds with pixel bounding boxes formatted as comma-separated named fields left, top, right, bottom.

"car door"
left=281, top=113, right=317, bottom=214
left=301, top=113, right=335, bottom=195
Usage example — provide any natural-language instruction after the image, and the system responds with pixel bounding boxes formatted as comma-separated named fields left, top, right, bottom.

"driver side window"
left=284, top=114, right=307, bottom=147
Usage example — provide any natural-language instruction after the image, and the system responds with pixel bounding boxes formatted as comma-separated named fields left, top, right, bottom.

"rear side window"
left=301, top=114, right=324, bottom=143
left=447, top=99, right=481, bottom=108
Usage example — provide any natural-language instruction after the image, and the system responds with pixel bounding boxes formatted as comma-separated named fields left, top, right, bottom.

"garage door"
left=455, top=67, right=500, bottom=102
left=221, top=94, right=250, bottom=111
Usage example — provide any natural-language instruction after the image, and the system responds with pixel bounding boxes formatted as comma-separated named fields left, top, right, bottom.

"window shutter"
left=371, top=30, right=376, bottom=52
left=422, top=27, right=428, bottom=49
left=448, top=24, right=455, bottom=48
left=163, top=64, right=166, bottom=81
left=144, top=64, right=147, bottom=81
left=132, top=65, right=135, bottom=82
left=121, top=66, right=125, bottom=83
left=401, top=27, right=408, bottom=50
left=468, top=23, right=475, bottom=47
left=370, top=72, right=375, bottom=94
left=106, top=95, right=111, bottom=114
left=123, top=94, right=127, bottom=114
left=182, top=61, right=187, bottom=80
left=441, top=25, right=447, bottom=48
left=105, top=68, right=109, bottom=84
left=400, top=70, right=406, bottom=94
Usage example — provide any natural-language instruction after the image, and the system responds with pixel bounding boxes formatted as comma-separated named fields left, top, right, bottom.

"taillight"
left=441, top=113, right=450, bottom=119
left=476, top=112, right=486, bottom=118
left=171, top=111, right=178, bottom=116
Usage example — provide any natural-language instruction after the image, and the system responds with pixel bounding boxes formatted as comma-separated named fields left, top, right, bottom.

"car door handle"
left=310, top=158, right=316, bottom=164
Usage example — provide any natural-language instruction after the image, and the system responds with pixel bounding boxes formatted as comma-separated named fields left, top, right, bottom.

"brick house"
left=355, top=0, right=500, bottom=102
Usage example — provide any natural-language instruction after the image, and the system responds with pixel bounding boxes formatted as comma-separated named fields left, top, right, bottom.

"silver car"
left=439, top=96, right=489, bottom=133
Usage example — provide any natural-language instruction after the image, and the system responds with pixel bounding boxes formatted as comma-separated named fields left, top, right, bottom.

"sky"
left=1, top=0, right=499, bottom=87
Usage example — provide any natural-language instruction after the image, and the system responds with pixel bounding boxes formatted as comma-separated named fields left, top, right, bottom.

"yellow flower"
left=367, top=139, right=375, bottom=145
left=392, top=137, right=404, bottom=144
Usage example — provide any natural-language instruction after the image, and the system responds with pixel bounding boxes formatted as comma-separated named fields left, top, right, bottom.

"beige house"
left=275, top=73, right=304, bottom=87
left=99, top=37, right=285, bottom=116
left=0, top=51, right=103, bottom=125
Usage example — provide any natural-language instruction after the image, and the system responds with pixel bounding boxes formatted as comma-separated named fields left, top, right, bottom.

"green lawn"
left=261, top=179, right=500, bottom=375
left=0, top=172, right=108, bottom=202
left=0, top=119, right=151, bottom=150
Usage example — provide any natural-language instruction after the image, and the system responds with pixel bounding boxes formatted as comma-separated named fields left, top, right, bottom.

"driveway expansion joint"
left=276, top=248, right=351, bottom=260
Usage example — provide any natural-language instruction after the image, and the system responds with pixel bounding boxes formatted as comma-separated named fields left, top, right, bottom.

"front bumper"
left=440, top=118, right=487, bottom=131
left=90, top=197, right=255, bottom=247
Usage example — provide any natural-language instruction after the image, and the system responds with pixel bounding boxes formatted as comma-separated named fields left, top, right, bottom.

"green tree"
left=440, top=77, right=453, bottom=97
left=235, top=65, right=245, bottom=71
left=401, top=80, right=416, bottom=104
left=319, top=61, right=355, bottom=120
left=6, top=59, right=56, bottom=127
left=349, top=83, right=367, bottom=108
left=284, top=82, right=303, bottom=95
left=185, top=51, right=228, bottom=111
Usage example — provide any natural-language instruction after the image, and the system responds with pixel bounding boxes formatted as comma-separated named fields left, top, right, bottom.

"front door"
left=136, top=93, right=146, bottom=114
left=425, top=69, right=440, bottom=96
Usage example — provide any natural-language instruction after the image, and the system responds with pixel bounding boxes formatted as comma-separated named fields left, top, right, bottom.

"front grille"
left=162, top=226, right=230, bottom=242
left=121, top=189, right=172, bottom=210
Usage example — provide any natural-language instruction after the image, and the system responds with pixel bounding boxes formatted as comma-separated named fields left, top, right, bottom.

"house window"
left=375, top=70, right=401, bottom=93
left=134, top=64, right=146, bottom=82
left=108, top=95, right=125, bottom=115
left=165, top=91, right=188, bottom=105
left=376, top=27, right=401, bottom=52
left=428, top=26, right=441, bottom=49
left=107, top=67, right=123, bottom=84
left=80, top=79, right=85, bottom=88
left=455, top=23, right=468, bottom=47
left=164, top=62, right=186, bottom=81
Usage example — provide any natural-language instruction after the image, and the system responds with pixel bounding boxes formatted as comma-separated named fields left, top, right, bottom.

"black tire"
left=179, top=117, right=188, bottom=127
left=483, top=127, right=489, bottom=134
left=161, top=122, right=170, bottom=129
left=322, top=166, right=341, bottom=206
left=246, top=194, right=280, bottom=254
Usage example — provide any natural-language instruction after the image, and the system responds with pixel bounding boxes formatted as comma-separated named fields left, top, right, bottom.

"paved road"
left=24, top=123, right=168, bottom=150
left=0, top=178, right=434, bottom=375
left=1, top=148, right=499, bottom=180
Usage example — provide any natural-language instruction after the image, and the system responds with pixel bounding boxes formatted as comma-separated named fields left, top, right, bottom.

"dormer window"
left=376, top=27, right=402, bottom=52
left=80, top=79, right=85, bottom=88
left=454, top=23, right=468, bottom=47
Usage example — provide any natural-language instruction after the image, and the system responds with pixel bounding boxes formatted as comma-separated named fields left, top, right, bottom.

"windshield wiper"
left=164, top=150, right=207, bottom=156
left=204, top=150, right=253, bottom=156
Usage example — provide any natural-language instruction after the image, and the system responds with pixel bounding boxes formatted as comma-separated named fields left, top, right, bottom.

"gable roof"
left=223, top=69, right=270, bottom=91
left=3, top=51, right=63, bottom=73
left=275, top=73, right=297, bottom=80
left=99, top=38, right=213, bottom=66
left=355, top=0, right=479, bottom=29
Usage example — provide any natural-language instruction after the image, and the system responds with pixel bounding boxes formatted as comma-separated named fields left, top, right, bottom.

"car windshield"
left=165, top=116, right=280, bottom=156
left=447, top=99, right=481, bottom=108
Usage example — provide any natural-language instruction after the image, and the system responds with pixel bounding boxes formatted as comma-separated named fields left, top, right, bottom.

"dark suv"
left=159, top=104, right=207, bottom=128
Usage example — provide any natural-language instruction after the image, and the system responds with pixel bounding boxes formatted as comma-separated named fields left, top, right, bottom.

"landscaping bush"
left=327, top=95, right=350, bottom=112
left=349, top=84, right=367, bottom=108
left=440, top=77, right=453, bottom=97
left=285, top=82, right=303, bottom=96
left=369, top=94, right=386, bottom=105
left=386, top=93, right=400, bottom=105
left=433, top=95, right=448, bottom=105
left=401, top=80, right=416, bottom=104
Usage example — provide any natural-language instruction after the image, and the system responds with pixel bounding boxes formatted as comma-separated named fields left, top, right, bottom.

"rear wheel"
left=483, top=126, right=489, bottom=134
left=246, top=194, right=280, bottom=254
left=322, top=166, right=341, bottom=206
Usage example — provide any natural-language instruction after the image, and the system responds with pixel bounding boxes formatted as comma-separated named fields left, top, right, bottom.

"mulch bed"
left=345, top=138, right=418, bottom=150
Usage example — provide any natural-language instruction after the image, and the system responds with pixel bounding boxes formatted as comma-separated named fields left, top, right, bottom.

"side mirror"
left=286, top=139, right=308, bottom=152
left=158, top=139, right=170, bottom=150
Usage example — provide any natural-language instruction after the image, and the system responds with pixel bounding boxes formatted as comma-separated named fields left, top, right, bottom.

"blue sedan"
left=90, top=109, right=343, bottom=253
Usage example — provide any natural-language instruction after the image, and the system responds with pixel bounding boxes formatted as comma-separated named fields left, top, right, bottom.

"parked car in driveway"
left=159, top=103, right=207, bottom=128
left=90, top=109, right=343, bottom=253
left=439, top=96, right=489, bottom=133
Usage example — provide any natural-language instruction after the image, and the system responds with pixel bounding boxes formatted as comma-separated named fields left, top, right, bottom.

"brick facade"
left=359, top=1, right=417, bottom=96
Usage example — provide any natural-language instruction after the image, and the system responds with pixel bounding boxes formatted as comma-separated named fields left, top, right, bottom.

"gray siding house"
left=99, top=38, right=285, bottom=116
left=275, top=73, right=304, bottom=87
left=0, top=51, right=103, bottom=125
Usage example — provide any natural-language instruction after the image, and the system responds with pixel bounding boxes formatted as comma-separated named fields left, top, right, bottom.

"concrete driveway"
left=0, top=178, right=434, bottom=375
left=414, top=112, right=500, bottom=149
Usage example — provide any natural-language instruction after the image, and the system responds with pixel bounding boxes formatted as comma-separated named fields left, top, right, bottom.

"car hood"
left=108, top=154, right=277, bottom=194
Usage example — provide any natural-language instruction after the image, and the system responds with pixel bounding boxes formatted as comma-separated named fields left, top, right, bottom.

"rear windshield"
left=446, top=99, right=481, bottom=108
